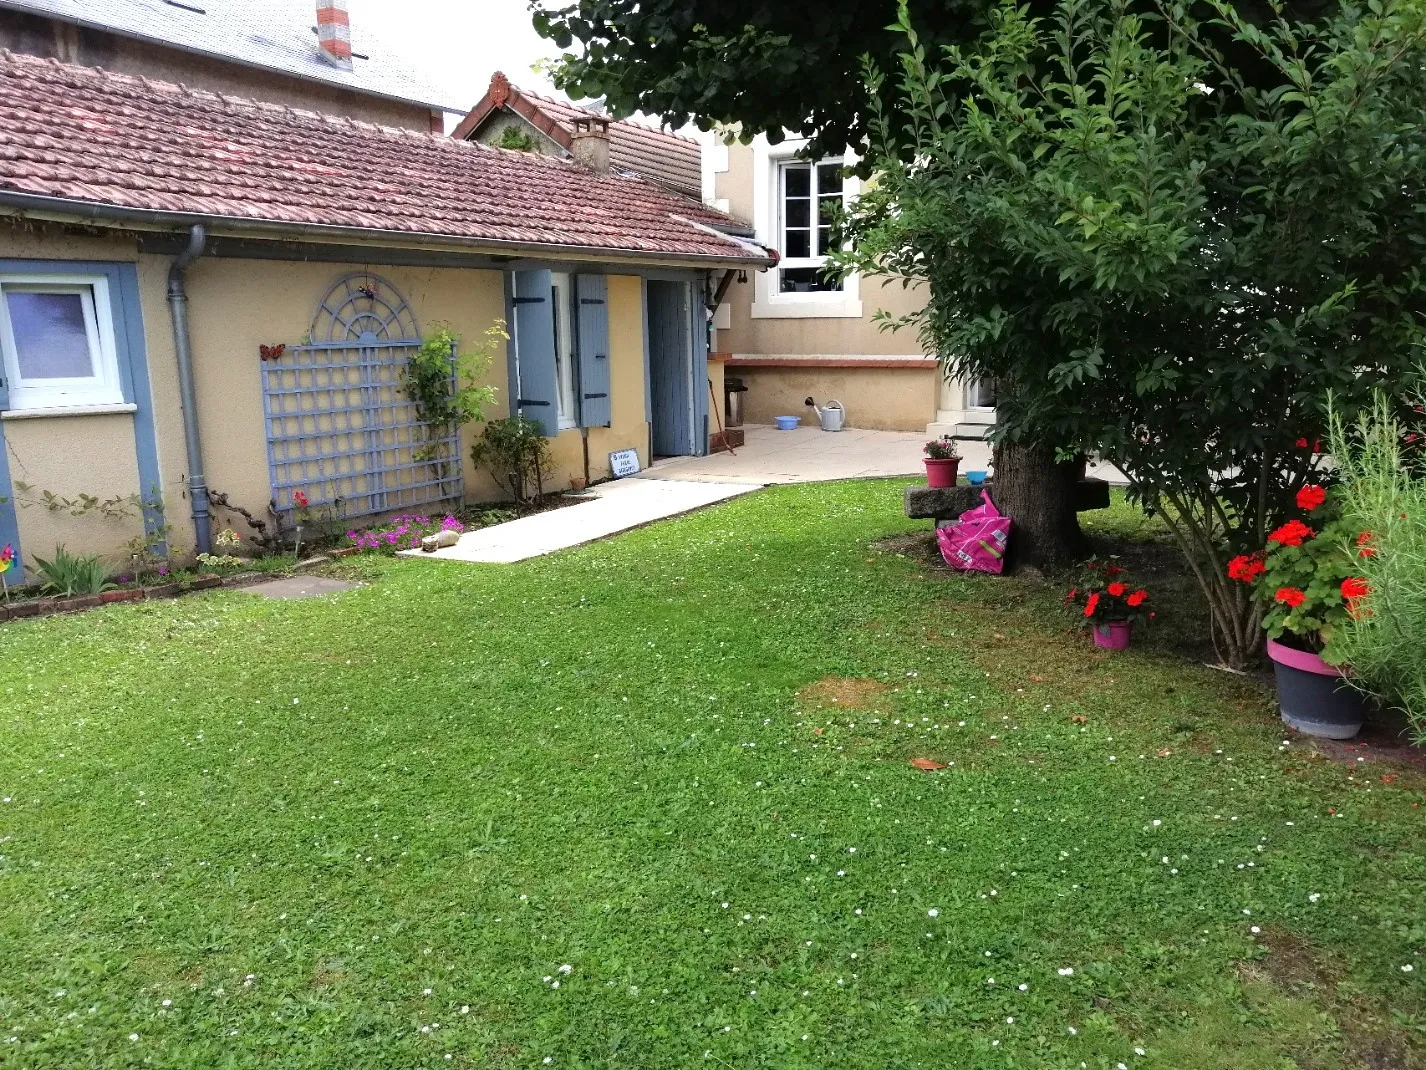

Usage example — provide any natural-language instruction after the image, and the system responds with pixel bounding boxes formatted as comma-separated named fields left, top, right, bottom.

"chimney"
left=316, top=0, right=353, bottom=69
left=570, top=116, right=611, bottom=173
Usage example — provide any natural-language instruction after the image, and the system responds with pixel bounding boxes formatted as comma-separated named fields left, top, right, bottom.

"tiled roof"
left=0, top=0, right=465, bottom=112
left=452, top=74, right=703, bottom=200
left=0, top=53, right=770, bottom=265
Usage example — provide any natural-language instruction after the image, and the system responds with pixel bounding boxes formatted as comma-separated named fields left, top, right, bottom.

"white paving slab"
left=398, top=477, right=762, bottom=564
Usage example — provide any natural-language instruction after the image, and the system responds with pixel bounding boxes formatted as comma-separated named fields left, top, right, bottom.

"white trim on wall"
left=751, top=136, right=863, bottom=319
left=701, top=133, right=730, bottom=207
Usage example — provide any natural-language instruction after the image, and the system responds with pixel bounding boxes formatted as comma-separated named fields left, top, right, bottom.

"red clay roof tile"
left=0, top=52, right=766, bottom=265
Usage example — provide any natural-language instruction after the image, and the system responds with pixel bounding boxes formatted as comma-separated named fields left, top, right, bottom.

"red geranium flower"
left=1103, top=565, right=1125, bottom=577
left=1084, top=592, right=1101, bottom=618
left=1275, top=587, right=1307, bottom=608
left=1268, top=519, right=1314, bottom=548
left=1107, top=582, right=1127, bottom=597
left=1341, top=577, right=1371, bottom=601
left=1295, top=437, right=1309, bottom=448
left=293, top=491, right=309, bottom=508
left=1227, top=553, right=1267, bottom=583
left=1295, top=484, right=1327, bottom=512
left=1356, top=531, right=1377, bottom=558
left=1126, top=589, right=1148, bottom=607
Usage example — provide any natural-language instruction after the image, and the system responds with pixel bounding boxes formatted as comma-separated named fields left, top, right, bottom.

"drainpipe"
left=167, top=224, right=212, bottom=554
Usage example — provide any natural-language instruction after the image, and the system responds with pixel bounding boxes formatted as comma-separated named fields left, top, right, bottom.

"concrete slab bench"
left=904, top=478, right=1112, bottom=522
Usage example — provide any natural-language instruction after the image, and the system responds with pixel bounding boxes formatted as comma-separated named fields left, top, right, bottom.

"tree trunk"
left=990, top=439, right=1091, bottom=571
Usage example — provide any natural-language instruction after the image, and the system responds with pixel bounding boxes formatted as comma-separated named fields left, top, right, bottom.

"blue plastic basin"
left=774, top=415, right=800, bottom=431
left=966, top=470, right=989, bottom=485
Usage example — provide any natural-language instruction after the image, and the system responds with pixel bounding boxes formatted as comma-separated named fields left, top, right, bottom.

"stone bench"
left=904, top=478, right=1112, bottom=522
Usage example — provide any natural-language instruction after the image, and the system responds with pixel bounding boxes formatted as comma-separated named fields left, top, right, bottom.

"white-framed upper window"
left=0, top=275, right=123, bottom=412
left=778, top=159, right=845, bottom=294
left=549, top=272, right=579, bottom=430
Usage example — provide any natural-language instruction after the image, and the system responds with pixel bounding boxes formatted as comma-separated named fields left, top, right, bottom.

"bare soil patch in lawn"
left=797, top=677, right=890, bottom=711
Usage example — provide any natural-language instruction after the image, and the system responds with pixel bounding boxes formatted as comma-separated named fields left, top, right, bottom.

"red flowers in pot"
left=1064, top=560, right=1151, bottom=651
left=1226, top=482, right=1371, bottom=738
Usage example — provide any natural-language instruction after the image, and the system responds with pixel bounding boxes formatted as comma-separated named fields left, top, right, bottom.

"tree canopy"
left=836, top=0, right=1426, bottom=664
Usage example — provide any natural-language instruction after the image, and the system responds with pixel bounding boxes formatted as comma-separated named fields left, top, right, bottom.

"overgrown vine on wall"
left=401, top=320, right=505, bottom=462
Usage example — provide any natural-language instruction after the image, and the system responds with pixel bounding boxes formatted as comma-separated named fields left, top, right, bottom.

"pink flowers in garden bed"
left=346, top=514, right=464, bottom=553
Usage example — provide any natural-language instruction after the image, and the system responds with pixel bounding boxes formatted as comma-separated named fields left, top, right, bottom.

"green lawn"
left=1, top=481, right=1422, bottom=1069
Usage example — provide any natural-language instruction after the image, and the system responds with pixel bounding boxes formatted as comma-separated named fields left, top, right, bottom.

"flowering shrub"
left=1226, top=483, right=1366, bottom=652
left=346, top=514, right=464, bottom=554
left=1064, top=560, right=1152, bottom=627
left=1328, top=387, right=1426, bottom=737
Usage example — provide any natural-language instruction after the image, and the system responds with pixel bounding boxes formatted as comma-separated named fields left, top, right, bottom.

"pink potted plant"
left=1065, top=560, right=1152, bottom=650
left=923, top=436, right=961, bottom=488
left=1227, top=483, right=1369, bottom=739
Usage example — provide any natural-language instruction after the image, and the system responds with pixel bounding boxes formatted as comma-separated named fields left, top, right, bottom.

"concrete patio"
left=640, top=423, right=992, bottom=484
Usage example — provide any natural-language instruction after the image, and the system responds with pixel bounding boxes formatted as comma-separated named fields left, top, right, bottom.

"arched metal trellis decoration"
left=261, top=273, right=461, bottom=523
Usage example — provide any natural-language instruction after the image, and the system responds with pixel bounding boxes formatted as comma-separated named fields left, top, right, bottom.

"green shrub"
left=470, top=416, right=552, bottom=506
left=1327, top=388, right=1426, bottom=739
left=31, top=546, right=113, bottom=597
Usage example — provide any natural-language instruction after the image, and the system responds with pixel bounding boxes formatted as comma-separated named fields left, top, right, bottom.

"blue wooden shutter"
left=512, top=269, right=560, bottom=437
left=575, top=274, right=611, bottom=428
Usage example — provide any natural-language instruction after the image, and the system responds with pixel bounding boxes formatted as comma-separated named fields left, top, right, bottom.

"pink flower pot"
left=924, top=458, right=960, bottom=488
left=1092, top=620, right=1133, bottom=651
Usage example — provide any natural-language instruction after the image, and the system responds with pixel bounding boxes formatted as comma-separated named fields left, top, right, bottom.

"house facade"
left=703, top=134, right=997, bottom=438
left=0, top=53, right=768, bottom=576
left=0, top=0, right=461, bottom=130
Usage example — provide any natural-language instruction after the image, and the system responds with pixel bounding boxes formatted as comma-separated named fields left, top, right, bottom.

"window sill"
left=1, top=402, right=137, bottom=421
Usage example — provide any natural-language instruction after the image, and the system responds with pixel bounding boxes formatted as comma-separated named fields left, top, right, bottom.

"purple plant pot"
left=1091, top=620, right=1133, bottom=651
left=1267, top=638, right=1366, bottom=739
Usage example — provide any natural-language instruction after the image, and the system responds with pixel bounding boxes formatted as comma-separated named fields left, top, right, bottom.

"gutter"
left=166, top=224, right=212, bottom=555
left=0, top=192, right=777, bottom=272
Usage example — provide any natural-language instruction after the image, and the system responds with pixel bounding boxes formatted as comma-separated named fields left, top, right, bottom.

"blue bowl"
left=966, top=470, right=988, bottom=485
left=774, top=415, right=800, bottom=431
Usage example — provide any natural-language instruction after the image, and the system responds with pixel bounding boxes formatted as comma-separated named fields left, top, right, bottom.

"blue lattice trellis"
left=261, top=273, right=461, bottom=522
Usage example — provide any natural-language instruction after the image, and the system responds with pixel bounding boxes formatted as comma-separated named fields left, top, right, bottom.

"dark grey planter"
left=1267, top=638, right=1366, bottom=740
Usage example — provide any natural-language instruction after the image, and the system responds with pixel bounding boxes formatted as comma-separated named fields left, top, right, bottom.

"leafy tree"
left=837, top=0, right=1426, bottom=666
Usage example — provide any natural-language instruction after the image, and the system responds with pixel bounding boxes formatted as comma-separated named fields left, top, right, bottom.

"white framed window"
left=777, top=159, right=845, bottom=294
left=751, top=137, right=863, bottom=319
left=550, top=272, right=579, bottom=429
left=0, top=275, right=124, bottom=412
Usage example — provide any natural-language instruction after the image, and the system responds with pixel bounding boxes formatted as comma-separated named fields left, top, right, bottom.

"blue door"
left=647, top=280, right=694, bottom=456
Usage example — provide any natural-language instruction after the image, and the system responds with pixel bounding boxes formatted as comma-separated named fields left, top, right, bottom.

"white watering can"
left=805, top=396, right=845, bottom=432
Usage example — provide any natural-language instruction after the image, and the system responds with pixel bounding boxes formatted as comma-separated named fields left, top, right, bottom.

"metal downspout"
left=167, top=224, right=212, bottom=555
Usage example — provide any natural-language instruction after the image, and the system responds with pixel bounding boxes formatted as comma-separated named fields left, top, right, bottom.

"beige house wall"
left=0, top=224, right=655, bottom=568
left=736, top=366, right=940, bottom=433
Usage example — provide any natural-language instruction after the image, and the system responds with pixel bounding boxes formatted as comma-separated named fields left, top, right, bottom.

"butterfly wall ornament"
left=259, top=343, right=286, bottom=362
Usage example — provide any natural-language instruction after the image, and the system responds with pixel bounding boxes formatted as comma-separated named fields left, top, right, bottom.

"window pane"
left=780, top=266, right=841, bottom=293
left=784, top=230, right=811, bottom=259
left=784, top=198, right=810, bottom=229
left=6, top=290, right=94, bottom=380
left=817, top=226, right=835, bottom=256
left=817, top=162, right=843, bottom=196
left=783, top=165, right=811, bottom=198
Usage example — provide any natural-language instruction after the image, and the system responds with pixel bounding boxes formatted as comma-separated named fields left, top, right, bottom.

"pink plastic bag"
left=937, top=490, right=1011, bottom=574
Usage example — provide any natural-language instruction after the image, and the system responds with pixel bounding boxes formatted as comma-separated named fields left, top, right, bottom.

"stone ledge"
left=905, top=478, right=1112, bottom=520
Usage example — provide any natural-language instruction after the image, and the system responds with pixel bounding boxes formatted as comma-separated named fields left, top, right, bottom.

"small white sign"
left=609, top=448, right=642, bottom=478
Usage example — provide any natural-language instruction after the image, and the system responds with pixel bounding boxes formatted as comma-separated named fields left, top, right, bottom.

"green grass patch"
left=1, top=480, right=1422, bottom=1068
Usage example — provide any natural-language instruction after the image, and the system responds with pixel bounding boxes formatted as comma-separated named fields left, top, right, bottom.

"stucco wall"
left=0, top=221, right=656, bottom=567
left=542, top=274, right=649, bottom=486
left=736, top=366, right=940, bottom=432
left=0, top=11, right=438, bottom=130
